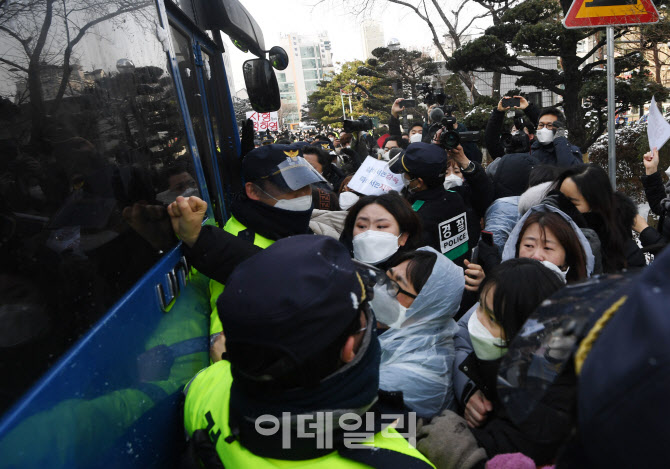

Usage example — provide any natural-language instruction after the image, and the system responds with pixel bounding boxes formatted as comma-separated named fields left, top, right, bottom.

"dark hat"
left=314, top=139, right=336, bottom=153
left=242, top=144, right=325, bottom=190
left=218, top=235, right=370, bottom=374
left=388, top=142, right=447, bottom=179
left=497, top=249, right=670, bottom=467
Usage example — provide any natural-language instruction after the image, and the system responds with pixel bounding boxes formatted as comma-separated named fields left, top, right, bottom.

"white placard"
left=347, top=156, right=405, bottom=196
left=647, top=96, right=670, bottom=152
left=246, top=111, right=279, bottom=132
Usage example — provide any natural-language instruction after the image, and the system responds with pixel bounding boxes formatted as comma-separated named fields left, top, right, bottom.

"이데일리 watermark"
left=254, top=412, right=417, bottom=450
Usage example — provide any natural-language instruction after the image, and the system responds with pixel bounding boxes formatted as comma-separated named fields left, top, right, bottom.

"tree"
left=232, top=96, right=253, bottom=127
left=323, top=0, right=525, bottom=100
left=0, top=0, right=152, bottom=141
left=302, top=60, right=395, bottom=127
left=447, top=0, right=670, bottom=151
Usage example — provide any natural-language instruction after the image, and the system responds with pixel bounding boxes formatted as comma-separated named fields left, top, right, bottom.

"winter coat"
left=529, top=138, right=583, bottom=168
left=483, top=196, right=520, bottom=258
left=379, top=246, right=464, bottom=418
left=488, top=153, right=540, bottom=199
left=408, top=186, right=474, bottom=266
left=502, top=204, right=596, bottom=278
left=455, top=204, right=596, bottom=409
left=309, top=209, right=347, bottom=239
left=454, top=161, right=495, bottom=219
left=641, top=170, right=670, bottom=242
left=453, top=308, right=577, bottom=464
left=518, top=182, right=552, bottom=216
left=484, top=104, right=540, bottom=161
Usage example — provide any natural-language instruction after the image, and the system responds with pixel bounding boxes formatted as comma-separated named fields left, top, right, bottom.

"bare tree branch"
left=0, top=56, right=29, bottom=73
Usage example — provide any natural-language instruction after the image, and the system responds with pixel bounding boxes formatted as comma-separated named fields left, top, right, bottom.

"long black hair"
left=554, top=164, right=627, bottom=272
left=479, top=258, right=564, bottom=343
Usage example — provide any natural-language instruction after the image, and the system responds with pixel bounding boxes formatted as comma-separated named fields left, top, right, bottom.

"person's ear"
left=245, top=182, right=261, bottom=201
left=340, top=335, right=356, bottom=363
left=398, top=232, right=409, bottom=247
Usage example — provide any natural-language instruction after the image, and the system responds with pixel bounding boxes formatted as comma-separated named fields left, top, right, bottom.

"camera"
left=428, top=101, right=479, bottom=150
left=343, top=116, right=374, bottom=133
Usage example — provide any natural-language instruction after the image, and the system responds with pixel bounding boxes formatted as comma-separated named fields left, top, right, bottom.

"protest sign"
left=347, top=156, right=405, bottom=196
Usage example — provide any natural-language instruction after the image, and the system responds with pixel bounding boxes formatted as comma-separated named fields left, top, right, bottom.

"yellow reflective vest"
left=184, top=361, right=435, bottom=469
left=209, top=215, right=274, bottom=337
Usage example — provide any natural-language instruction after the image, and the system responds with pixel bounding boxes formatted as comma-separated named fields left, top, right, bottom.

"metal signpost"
left=563, top=0, right=660, bottom=189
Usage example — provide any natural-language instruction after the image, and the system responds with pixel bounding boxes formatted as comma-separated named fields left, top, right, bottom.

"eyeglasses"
left=386, top=278, right=417, bottom=299
left=536, top=122, right=556, bottom=130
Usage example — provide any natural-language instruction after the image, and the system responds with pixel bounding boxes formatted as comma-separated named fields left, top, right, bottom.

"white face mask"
left=339, top=192, right=359, bottom=210
left=409, top=133, right=423, bottom=143
left=468, top=311, right=508, bottom=360
left=536, top=127, right=554, bottom=145
left=443, top=174, right=464, bottom=190
left=273, top=194, right=313, bottom=211
left=540, top=260, right=568, bottom=283
left=370, top=284, right=408, bottom=328
left=352, top=230, right=401, bottom=264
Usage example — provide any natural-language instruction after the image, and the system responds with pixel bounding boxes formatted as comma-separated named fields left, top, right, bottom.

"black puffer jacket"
left=530, top=138, right=583, bottom=167
left=641, top=170, right=670, bottom=241
left=489, top=153, right=539, bottom=199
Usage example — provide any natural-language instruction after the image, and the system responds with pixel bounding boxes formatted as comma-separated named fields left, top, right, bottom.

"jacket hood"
left=391, top=246, right=464, bottom=332
left=518, top=181, right=553, bottom=216
left=502, top=204, right=595, bottom=276
left=378, top=246, right=464, bottom=417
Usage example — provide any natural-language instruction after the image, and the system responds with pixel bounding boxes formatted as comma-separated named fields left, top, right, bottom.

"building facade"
left=435, top=56, right=560, bottom=109
left=361, top=20, right=385, bottom=59
left=278, top=31, right=333, bottom=125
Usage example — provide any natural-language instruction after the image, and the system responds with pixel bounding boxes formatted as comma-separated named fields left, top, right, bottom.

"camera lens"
left=441, top=130, right=460, bottom=150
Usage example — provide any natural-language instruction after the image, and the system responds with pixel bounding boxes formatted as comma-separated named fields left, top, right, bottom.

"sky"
left=225, top=0, right=489, bottom=94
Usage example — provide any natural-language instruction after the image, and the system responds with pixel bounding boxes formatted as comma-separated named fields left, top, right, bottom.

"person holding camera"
left=531, top=107, right=583, bottom=167
left=390, top=98, right=426, bottom=143
left=485, top=96, right=538, bottom=162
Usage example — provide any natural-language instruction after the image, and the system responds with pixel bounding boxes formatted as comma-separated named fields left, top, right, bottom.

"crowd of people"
left=169, top=96, right=670, bottom=469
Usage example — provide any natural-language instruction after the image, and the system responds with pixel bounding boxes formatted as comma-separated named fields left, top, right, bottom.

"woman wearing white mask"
left=366, top=247, right=464, bottom=418
left=464, top=204, right=594, bottom=293
left=340, top=192, right=422, bottom=268
left=446, top=258, right=570, bottom=465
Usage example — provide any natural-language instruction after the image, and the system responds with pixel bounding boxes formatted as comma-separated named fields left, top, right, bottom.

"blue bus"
left=0, top=1, right=283, bottom=466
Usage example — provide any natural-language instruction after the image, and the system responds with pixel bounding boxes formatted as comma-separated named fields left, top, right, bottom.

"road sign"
left=563, top=0, right=659, bottom=29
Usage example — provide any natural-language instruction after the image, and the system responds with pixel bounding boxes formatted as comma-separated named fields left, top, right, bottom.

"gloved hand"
left=552, top=121, right=566, bottom=140
left=417, top=409, right=487, bottom=469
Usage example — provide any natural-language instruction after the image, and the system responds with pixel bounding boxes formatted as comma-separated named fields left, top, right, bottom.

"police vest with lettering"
left=208, top=215, right=274, bottom=337
left=183, top=361, right=435, bottom=469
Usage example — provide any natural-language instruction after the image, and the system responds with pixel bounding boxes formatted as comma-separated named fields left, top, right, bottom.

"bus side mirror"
left=268, top=46, right=288, bottom=71
left=243, top=58, right=281, bottom=112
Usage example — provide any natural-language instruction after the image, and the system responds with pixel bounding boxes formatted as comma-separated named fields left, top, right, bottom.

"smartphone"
left=470, top=246, right=479, bottom=264
left=502, top=97, right=521, bottom=108
left=400, top=99, right=416, bottom=108
left=481, top=230, right=494, bottom=246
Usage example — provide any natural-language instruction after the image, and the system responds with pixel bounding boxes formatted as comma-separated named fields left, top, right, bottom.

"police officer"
left=208, top=144, right=326, bottom=336
left=182, top=235, right=434, bottom=469
left=390, top=143, right=473, bottom=266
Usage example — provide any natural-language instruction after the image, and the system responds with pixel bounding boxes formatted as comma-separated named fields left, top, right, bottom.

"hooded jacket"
left=455, top=204, right=595, bottom=409
left=501, top=204, right=595, bottom=277
left=484, top=196, right=520, bottom=258
left=378, top=246, right=465, bottom=418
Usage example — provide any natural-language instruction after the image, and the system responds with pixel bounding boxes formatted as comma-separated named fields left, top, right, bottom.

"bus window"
left=169, top=24, right=224, bottom=225
left=0, top=0, right=199, bottom=414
